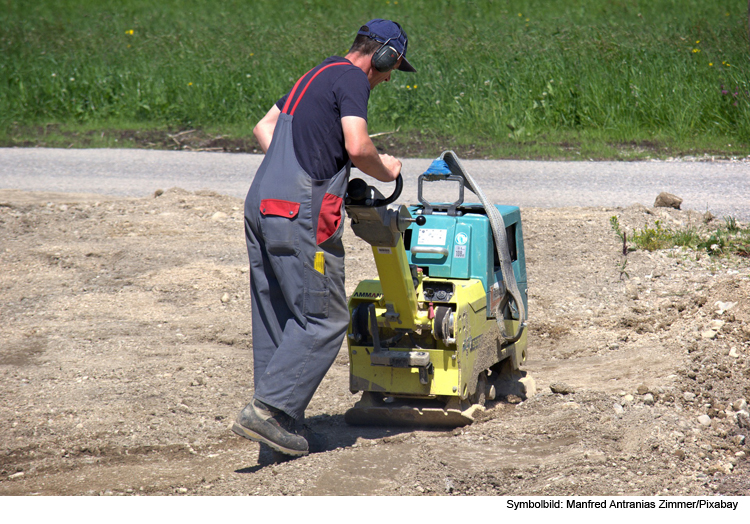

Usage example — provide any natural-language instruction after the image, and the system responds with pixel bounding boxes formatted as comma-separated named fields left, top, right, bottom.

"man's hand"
left=378, top=153, right=402, bottom=181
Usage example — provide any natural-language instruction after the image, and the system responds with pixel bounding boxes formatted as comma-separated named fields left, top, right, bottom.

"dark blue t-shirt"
left=275, top=56, right=370, bottom=181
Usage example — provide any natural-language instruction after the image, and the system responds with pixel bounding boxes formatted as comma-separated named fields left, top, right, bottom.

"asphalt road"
left=1, top=148, right=748, bottom=220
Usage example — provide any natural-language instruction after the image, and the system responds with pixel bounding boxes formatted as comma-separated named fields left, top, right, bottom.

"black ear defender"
left=372, top=42, right=400, bottom=72
left=370, top=22, right=405, bottom=73
left=358, top=20, right=413, bottom=73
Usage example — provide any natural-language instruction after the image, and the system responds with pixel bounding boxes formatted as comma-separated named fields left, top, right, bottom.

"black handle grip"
left=372, top=174, right=402, bottom=207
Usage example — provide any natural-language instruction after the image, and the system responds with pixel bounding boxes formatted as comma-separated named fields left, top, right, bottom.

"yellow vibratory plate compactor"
left=343, top=151, right=535, bottom=427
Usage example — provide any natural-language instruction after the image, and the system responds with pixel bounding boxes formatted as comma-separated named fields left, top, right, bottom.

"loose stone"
left=654, top=192, right=682, bottom=209
left=550, top=382, right=575, bottom=395
left=715, top=301, right=737, bottom=315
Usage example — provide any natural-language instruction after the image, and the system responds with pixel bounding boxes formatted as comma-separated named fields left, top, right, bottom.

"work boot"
left=232, top=399, right=309, bottom=456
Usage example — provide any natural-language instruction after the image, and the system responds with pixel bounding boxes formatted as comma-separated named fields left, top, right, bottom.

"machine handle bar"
left=371, top=174, right=403, bottom=207
left=410, top=246, right=449, bottom=256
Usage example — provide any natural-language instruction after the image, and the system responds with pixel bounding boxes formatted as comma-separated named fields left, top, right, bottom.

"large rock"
left=654, top=192, right=683, bottom=209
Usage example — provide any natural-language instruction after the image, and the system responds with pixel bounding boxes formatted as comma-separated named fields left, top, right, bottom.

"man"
left=232, top=19, right=416, bottom=456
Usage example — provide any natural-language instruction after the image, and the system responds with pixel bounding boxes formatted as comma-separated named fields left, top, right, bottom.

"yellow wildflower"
left=125, top=29, right=134, bottom=35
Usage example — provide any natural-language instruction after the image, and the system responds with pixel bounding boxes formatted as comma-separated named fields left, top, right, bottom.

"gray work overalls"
left=244, top=62, right=351, bottom=421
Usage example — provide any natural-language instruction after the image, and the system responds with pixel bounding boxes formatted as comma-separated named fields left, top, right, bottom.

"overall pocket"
left=260, top=199, right=300, bottom=256
left=304, top=262, right=330, bottom=319
left=316, top=193, right=344, bottom=246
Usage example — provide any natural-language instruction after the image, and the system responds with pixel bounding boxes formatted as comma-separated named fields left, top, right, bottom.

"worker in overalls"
left=232, top=19, right=416, bottom=456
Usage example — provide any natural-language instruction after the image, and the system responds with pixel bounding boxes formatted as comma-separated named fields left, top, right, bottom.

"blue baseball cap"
left=357, top=19, right=416, bottom=72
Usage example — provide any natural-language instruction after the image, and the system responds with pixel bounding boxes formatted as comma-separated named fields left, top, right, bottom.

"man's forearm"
left=253, top=125, right=273, bottom=153
left=349, top=142, right=400, bottom=182
left=253, top=105, right=281, bottom=153
left=342, top=116, right=401, bottom=182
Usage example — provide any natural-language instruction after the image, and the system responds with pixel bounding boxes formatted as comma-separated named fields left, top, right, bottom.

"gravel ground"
left=0, top=186, right=748, bottom=499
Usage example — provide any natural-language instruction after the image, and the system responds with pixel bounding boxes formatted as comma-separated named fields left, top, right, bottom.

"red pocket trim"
left=260, top=199, right=300, bottom=218
left=316, top=193, right=343, bottom=244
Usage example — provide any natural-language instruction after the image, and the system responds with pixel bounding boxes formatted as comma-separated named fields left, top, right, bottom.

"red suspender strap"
left=281, top=72, right=308, bottom=115
left=281, top=62, right=348, bottom=116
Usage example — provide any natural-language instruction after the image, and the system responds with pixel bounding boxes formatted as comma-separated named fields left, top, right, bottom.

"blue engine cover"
left=405, top=203, right=528, bottom=316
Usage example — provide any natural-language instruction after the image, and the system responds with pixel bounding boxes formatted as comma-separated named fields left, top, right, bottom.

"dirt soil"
left=1, top=187, right=749, bottom=497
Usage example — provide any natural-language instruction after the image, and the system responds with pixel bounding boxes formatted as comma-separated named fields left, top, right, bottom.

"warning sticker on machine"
left=417, top=228, right=447, bottom=245
left=454, top=232, right=468, bottom=259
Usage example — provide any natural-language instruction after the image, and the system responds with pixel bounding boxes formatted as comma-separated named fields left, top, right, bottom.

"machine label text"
left=417, top=228, right=447, bottom=246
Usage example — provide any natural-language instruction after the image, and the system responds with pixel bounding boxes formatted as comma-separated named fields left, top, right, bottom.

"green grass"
left=1, top=0, right=749, bottom=157
left=611, top=215, right=750, bottom=258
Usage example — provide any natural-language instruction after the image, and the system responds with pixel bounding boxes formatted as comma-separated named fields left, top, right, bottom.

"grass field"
left=1, top=0, right=748, bottom=159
